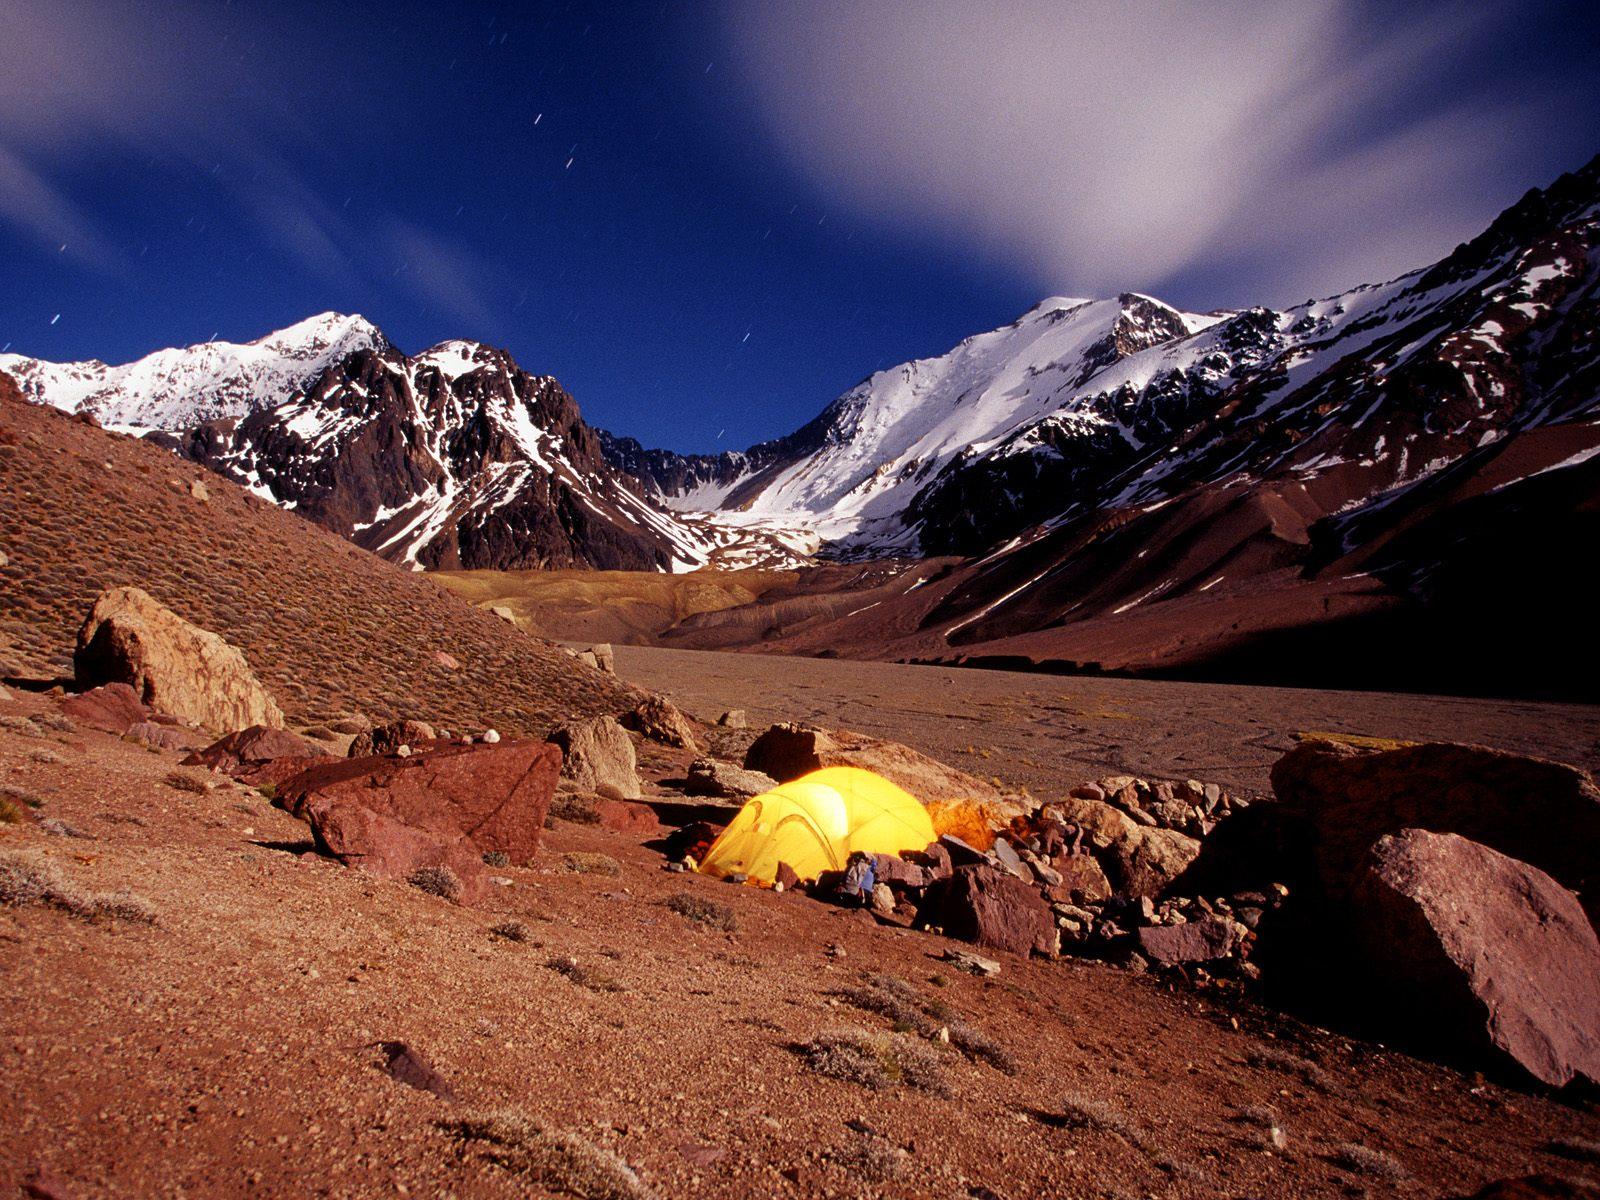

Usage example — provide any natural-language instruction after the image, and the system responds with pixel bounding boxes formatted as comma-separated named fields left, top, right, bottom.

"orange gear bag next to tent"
left=697, top=766, right=937, bottom=885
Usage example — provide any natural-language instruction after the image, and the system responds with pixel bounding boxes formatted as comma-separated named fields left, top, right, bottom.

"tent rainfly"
left=697, top=766, right=937, bottom=884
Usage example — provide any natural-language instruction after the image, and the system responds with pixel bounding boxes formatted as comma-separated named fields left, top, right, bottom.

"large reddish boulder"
left=591, top=798, right=663, bottom=836
left=919, top=864, right=1057, bottom=957
left=277, top=739, right=561, bottom=904
left=1351, top=828, right=1600, bottom=1089
left=1272, top=741, right=1600, bottom=925
left=184, top=725, right=333, bottom=786
left=60, top=683, right=154, bottom=734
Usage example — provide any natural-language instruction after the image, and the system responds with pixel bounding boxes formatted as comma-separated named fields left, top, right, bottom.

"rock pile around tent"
left=697, top=767, right=936, bottom=884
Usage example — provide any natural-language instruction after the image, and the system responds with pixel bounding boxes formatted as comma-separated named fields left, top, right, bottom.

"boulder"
left=684, top=758, right=776, bottom=801
left=277, top=739, right=561, bottom=903
left=125, top=721, right=209, bottom=753
left=547, top=716, right=640, bottom=800
left=920, top=864, right=1058, bottom=957
left=872, top=853, right=930, bottom=890
left=74, top=587, right=284, bottom=732
left=349, top=719, right=437, bottom=758
left=591, top=798, right=663, bottom=836
left=622, top=695, right=700, bottom=751
left=590, top=644, right=615, bottom=674
left=716, top=709, right=747, bottom=729
left=1045, top=796, right=1200, bottom=899
left=185, top=725, right=333, bottom=785
left=1135, top=915, right=1243, bottom=966
left=1045, top=852, right=1113, bottom=905
left=1273, top=741, right=1600, bottom=925
left=60, top=682, right=155, bottom=734
left=1350, top=828, right=1600, bottom=1089
left=489, top=605, right=518, bottom=625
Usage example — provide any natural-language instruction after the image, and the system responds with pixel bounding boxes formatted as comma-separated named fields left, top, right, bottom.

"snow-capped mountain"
left=0, top=313, right=385, bottom=431
left=161, top=337, right=803, bottom=572
left=617, top=154, right=1600, bottom=567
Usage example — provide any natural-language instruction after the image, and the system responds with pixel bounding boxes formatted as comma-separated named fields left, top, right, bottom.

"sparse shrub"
left=0, top=852, right=155, bottom=923
left=561, top=852, right=619, bottom=876
left=1059, top=1090, right=1139, bottom=1144
left=0, top=795, right=23, bottom=824
left=490, top=920, right=530, bottom=943
left=834, top=973, right=1014, bottom=1073
left=798, top=1028, right=947, bottom=1094
left=832, top=1134, right=908, bottom=1183
left=666, top=892, right=737, bottom=932
left=549, top=793, right=601, bottom=825
left=163, top=771, right=209, bottom=794
left=545, top=955, right=625, bottom=992
left=482, top=850, right=510, bottom=868
left=1330, top=1143, right=1409, bottom=1182
left=1246, top=1045, right=1333, bottom=1092
left=443, top=1108, right=657, bottom=1200
left=408, top=865, right=463, bottom=903
left=36, top=817, right=89, bottom=839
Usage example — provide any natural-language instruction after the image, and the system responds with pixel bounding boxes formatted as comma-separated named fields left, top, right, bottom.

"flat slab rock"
left=1352, top=827, right=1600, bottom=1089
left=276, top=739, right=560, bottom=905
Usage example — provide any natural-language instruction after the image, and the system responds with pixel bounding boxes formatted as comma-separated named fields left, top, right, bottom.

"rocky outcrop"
left=277, top=739, right=561, bottom=904
left=184, top=726, right=333, bottom=786
left=622, top=695, right=700, bottom=752
left=1043, top=795, right=1201, bottom=899
left=547, top=716, right=639, bottom=799
left=1350, top=828, right=1600, bottom=1089
left=745, top=723, right=1010, bottom=811
left=348, top=719, right=437, bottom=758
left=74, top=587, right=284, bottom=733
left=684, top=758, right=776, bottom=801
left=1273, top=740, right=1600, bottom=925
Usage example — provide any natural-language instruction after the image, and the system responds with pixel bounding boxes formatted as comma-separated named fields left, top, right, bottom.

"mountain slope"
left=0, top=369, right=635, bottom=732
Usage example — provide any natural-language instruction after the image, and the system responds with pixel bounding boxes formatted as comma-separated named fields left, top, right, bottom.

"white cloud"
left=722, top=0, right=1554, bottom=304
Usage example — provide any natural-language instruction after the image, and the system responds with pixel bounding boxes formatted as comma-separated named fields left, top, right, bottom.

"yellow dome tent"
left=697, top=766, right=937, bottom=884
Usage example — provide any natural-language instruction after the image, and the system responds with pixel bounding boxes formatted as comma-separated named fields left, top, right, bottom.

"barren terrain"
left=4, top=683, right=1599, bottom=1199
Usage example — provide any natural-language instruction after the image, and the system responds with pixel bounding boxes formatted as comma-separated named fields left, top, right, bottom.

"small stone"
left=942, top=948, right=1001, bottom=977
left=189, top=478, right=209, bottom=501
left=482, top=729, right=501, bottom=744
left=869, top=883, right=896, bottom=915
left=395, top=744, right=412, bottom=758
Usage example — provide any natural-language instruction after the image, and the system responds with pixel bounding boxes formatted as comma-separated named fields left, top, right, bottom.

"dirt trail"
left=612, top=645, right=1600, bottom=800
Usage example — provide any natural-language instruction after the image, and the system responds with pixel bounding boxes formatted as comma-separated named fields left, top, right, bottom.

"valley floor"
left=612, top=645, right=1600, bottom=801
left=4, top=664, right=1599, bottom=1198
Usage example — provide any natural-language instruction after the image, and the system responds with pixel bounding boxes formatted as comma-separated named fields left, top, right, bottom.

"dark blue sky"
left=2, top=1, right=1597, bottom=451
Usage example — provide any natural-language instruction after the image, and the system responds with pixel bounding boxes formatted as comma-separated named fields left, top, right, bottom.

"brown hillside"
left=0, top=373, right=633, bottom=733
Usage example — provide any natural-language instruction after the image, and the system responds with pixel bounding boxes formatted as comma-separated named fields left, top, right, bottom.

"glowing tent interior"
left=696, top=766, right=937, bottom=884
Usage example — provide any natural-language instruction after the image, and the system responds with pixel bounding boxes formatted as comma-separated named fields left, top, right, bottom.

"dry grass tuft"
left=562, top=852, right=620, bottom=876
left=0, top=852, right=155, bottom=924
left=443, top=1108, right=657, bottom=1199
left=1330, top=1143, right=1409, bottom=1182
left=1548, top=1137, right=1600, bottom=1164
left=549, top=793, right=601, bottom=825
left=1059, top=1090, right=1139, bottom=1143
left=490, top=920, right=531, bottom=944
left=1246, top=1045, right=1334, bottom=1092
left=666, top=892, right=737, bottom=932
left=832, top=1134, right=909, bottom=1183
left=834, top=973, right=1014, bottom=1073
left=163, top=770, right=210, bottom=794
left=407, top=865, right=463, bottom=903
left=798, top=1028, right=947, bottom=1095
left=481, top=850, right=510, bottom=868
left=546, top=955, right=626, bottom=993
left=36, top=817, right=90, bottom=839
